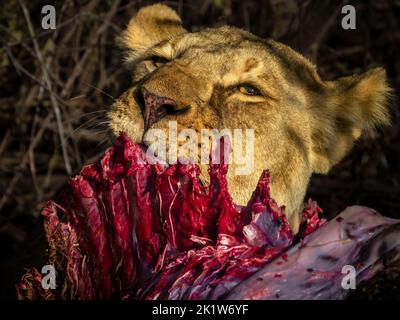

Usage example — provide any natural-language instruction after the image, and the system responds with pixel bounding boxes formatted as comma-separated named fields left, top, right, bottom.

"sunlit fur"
left=108, top=4, right=392, bottom=230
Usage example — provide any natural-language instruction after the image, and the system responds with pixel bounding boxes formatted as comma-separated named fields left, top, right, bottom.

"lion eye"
left=238, top=84, right=261, bottom=96
left=151, top=56, right=169, bottom=68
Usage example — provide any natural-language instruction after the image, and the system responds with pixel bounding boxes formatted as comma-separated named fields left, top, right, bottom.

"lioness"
left=108, top=4, right=391, bottom=230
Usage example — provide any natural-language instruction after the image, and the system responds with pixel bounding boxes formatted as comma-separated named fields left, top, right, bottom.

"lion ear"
left=311, top=67, right=392, bottom=174
left=119, top=4, right=186, bottom=60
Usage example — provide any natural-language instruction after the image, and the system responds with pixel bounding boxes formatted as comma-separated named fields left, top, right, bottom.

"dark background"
left=0, top=0, right=399, bottom=299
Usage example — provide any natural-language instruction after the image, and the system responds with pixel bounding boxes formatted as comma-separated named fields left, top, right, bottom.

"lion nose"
left=140, top=87, right=178, bottom=130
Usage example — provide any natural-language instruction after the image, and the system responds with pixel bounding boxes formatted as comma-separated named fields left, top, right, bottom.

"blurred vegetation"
left=0, top=0, right=399, bottom=299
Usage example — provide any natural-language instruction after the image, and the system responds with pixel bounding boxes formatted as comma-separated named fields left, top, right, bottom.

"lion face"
left=108, top=4, right=391, bottom=229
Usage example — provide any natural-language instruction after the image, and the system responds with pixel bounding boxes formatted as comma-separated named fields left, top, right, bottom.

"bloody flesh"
left=16, top=134, right=400, bottom=300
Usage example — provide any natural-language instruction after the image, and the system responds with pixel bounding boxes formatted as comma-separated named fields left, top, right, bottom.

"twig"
left=0, top=129, right=11, bottom=159
left=60, top=0, right=121, bottom=97
left=0, top=114, right=52, bottom=212
left=3, top=46, right=71, bottom=111
left=19, top=0, right=72, bottom=175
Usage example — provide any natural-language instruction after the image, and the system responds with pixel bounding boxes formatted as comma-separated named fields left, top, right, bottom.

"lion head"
left=108, top=4, right=391, bottom=229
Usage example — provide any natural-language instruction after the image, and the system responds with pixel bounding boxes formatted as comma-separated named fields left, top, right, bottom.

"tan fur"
left=109, top=4, right=392, bottom=231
